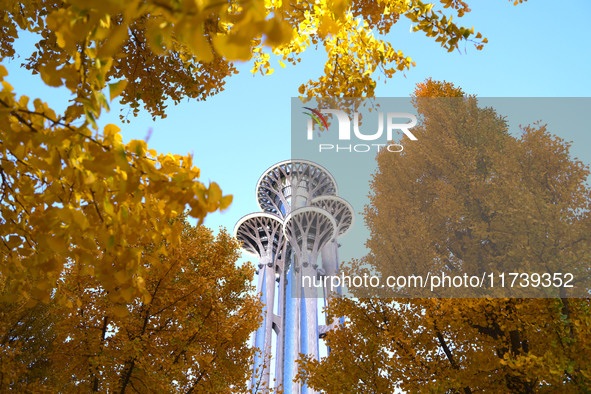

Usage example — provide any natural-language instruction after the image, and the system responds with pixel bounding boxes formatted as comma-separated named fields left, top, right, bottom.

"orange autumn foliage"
left=299, top=80, right=591, bottom=392
left=0, top=219, right=261, bottom=392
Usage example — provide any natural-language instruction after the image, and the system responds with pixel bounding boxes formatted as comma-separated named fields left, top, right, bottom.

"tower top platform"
left=311, top=196, right=354, bottom=237
left=234, top=212, right=284, bottom=258
left=256, top=160, right=338, bottom=218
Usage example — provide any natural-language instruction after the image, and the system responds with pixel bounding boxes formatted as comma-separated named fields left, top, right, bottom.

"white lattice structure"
left=235, top=160, right=353, bottom=394
left=311, top=196, right=354, bottom=297
left=256, top=159, right=338, bottom=217
left=234, top=212, right=285, bottom=391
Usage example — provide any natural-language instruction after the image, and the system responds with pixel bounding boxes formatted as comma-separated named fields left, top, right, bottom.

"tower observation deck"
left=234, top=160, right=353, bottom=393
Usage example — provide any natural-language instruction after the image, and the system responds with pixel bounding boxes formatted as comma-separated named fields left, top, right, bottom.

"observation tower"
left=234, top=160, right=353, bottom=393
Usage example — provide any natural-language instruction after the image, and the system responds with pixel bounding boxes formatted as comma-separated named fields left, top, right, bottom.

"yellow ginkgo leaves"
left=2, top=0, right=491, bottom=123
left=0, top=67, right=232, bottom=305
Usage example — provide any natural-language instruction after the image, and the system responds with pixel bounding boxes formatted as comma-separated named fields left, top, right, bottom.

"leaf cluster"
left=0, top=65, right=232, bottom=304
left=0, top=0, right=495, bottom=123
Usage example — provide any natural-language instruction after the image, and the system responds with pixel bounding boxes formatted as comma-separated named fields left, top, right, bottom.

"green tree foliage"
left=299, top=80, right=591, bottom=392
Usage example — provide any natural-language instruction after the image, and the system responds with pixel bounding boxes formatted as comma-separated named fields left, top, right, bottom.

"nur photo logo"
left=303, top=107, right=418, bottom=153
left=303, top=107, right=328, bottom=137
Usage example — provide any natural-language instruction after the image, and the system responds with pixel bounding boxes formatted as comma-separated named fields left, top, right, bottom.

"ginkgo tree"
left=298, top=80, right=591, bottom=392
left=1, top=218, right=262, bottom=392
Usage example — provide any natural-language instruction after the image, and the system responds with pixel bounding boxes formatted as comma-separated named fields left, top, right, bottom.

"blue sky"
left=4, top=0, right=591, bottom=250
